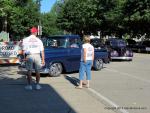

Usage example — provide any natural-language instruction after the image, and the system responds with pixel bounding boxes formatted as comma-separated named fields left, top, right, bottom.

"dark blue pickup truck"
left=19, top=35, right=109, bottom=77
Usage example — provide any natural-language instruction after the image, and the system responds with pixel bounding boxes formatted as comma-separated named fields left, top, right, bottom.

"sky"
left=41, top=0, right=56, bottom=13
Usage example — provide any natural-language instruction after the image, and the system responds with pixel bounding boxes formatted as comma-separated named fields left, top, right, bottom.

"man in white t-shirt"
left=76, top=35, right=94, bottom=89
left=22, top=27, right=45, bottom=90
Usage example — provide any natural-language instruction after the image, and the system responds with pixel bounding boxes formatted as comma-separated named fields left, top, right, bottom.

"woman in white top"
left=76, top=35, right=94, bottom=89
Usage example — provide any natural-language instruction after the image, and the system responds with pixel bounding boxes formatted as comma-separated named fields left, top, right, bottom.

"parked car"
left=131, top=40, right=150, bottom=53
left=126, top=39, right=137, bottom=49
left=90, top=38, right=105, bottom=49
left=105, top=38, right=133, bottom=61
left=19, top=35, right=109, bottom=77
left=126, top=39, right=141, bottom=52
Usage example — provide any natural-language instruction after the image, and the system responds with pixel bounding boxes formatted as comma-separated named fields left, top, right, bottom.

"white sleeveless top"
left=81, top=43, right=94, bottom=61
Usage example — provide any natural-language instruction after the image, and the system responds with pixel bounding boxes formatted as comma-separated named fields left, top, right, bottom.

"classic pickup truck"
left=19, top=35, right=109, bottom=77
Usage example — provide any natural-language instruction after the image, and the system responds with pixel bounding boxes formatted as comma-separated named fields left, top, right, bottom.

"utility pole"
left=37, top=0, right=42, bottom=36
left=4, top=16, right=7, bottom=32
left=0, top=8, right=7, bottom=32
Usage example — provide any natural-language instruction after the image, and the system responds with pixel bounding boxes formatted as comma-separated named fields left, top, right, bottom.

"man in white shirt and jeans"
left=22, top=27, right=45, bottom=90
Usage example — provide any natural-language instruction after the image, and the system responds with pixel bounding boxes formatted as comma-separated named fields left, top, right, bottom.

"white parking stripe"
left=105, top=68, right=150, bottom=84
left=66, top=75, right=129, bottom=113
left=89, top=88, right=129, bottom=113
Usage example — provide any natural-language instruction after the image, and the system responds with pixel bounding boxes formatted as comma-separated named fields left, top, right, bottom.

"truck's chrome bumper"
left=18, top=66, right=49, bottom=74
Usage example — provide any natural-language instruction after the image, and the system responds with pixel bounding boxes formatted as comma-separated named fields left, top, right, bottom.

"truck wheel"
left=94, top=59, right=103, bottom=70
left=49, top=63, right=62, bottom=77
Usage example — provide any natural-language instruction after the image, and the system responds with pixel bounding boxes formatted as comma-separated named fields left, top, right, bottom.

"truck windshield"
left=42, top=37, right=68, bottom=48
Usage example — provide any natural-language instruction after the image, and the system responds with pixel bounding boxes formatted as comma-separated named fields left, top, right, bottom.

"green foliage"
left=57, top=0, right=99, bottom=34
left=10, top=0, right=39, bottom=37
left=56, top=0, right=150, bottom=37
left=0, top=0, right=149, bottom=39
left=0, top=0, right=40, bottom=40
left=123, top=0, right=150, bottom=35
left=41, top=2, right=63, bottom=36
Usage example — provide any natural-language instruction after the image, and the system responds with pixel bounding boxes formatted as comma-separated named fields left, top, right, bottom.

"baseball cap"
left=30, top=27, right=38, bottom=33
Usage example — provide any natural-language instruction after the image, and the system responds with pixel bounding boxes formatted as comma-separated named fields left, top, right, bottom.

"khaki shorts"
left=25, top=54, right=41, bottom=72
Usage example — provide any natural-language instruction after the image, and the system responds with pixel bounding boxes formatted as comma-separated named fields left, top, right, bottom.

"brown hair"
left=83, top=35, right=91, bottom=43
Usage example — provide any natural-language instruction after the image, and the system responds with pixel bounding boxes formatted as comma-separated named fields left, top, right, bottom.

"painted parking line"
left=134, top=53, right=150, bottom=57
left=105, top=68, right=150, bottom=84
left=66, top=75, right=129, bottom=113
left=89, top=88, right=129, bottom=113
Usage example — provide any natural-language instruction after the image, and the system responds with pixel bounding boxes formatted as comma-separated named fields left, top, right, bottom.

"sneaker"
left=35, top=84, right=42, bottom=90
left=25, top=85, right=32, bottom=90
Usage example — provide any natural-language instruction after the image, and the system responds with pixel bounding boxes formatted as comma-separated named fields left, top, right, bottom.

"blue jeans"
left=79, top=60, right=92, bottom=80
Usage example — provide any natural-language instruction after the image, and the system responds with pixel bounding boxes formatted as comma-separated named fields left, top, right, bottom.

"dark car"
left=132, top=40, right=150, bottom=53
left=19, top=35, right=109, bottom=77
left=142, top=40, right=150, bottom=53
left=105, top=38, right=133, bottom=61
left=90, top=38, right=104, bottom=49
left=126, top=39, right=140, bottom=52
left=126, top=39, right=137, bottom=49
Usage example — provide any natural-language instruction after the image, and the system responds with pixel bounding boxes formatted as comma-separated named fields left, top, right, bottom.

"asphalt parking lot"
left=0, top=53, right=150, bottom=113
left=68, top=53, right=150, bottom=113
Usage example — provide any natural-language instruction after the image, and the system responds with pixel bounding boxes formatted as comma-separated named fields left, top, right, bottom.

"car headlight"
left=130, top=52, right=133, bottom=56
left=125, top=50, right=133, bottom=57
left=111, top=51, right=118, bottom=56
left=125, top=50, right=130, bottom=56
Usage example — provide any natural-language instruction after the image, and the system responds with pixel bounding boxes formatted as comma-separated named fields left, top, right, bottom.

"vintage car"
left=105, top=38, right=133, bottom=61
left=19, top=35, right=109, bottom=77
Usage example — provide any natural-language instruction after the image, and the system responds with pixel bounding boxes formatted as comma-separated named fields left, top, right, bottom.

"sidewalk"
left=40, top=75, right=116, bottom=113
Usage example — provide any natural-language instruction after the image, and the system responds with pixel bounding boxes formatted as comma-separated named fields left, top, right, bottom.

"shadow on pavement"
left=0, top=75, right=76, bottom=113
left=64, top=75, right=79, bottom=87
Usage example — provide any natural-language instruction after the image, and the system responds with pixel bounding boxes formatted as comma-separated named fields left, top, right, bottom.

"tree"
left=56, top=0, right=150, bottom=38
left=1, top=0, right=149, bottom=39
left=56, top=0, right=126, bottom=36
left=123, top=0, right=150, bottom=37
left=41, top=3, right=63, bottom=36
left=0, top=0, right=40, bottom=40
left=56, top=0, right=99, bottom=34
left=0, top=0, right=15, bottom=32
left=9, top=0, right=40, bottom=38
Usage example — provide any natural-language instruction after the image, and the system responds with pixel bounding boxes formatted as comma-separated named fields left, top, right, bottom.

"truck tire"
left=94, top=58, right=103, bottom=70
left=49, top=63, right=63, bottom=77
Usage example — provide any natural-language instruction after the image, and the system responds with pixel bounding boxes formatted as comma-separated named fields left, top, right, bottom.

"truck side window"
left=69, top=38, right=80, bottom=48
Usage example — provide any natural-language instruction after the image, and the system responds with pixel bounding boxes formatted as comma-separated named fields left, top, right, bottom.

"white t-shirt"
left=22, top=35, right=44, bottom=54
left=81, top=43, right=94, bottom=61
